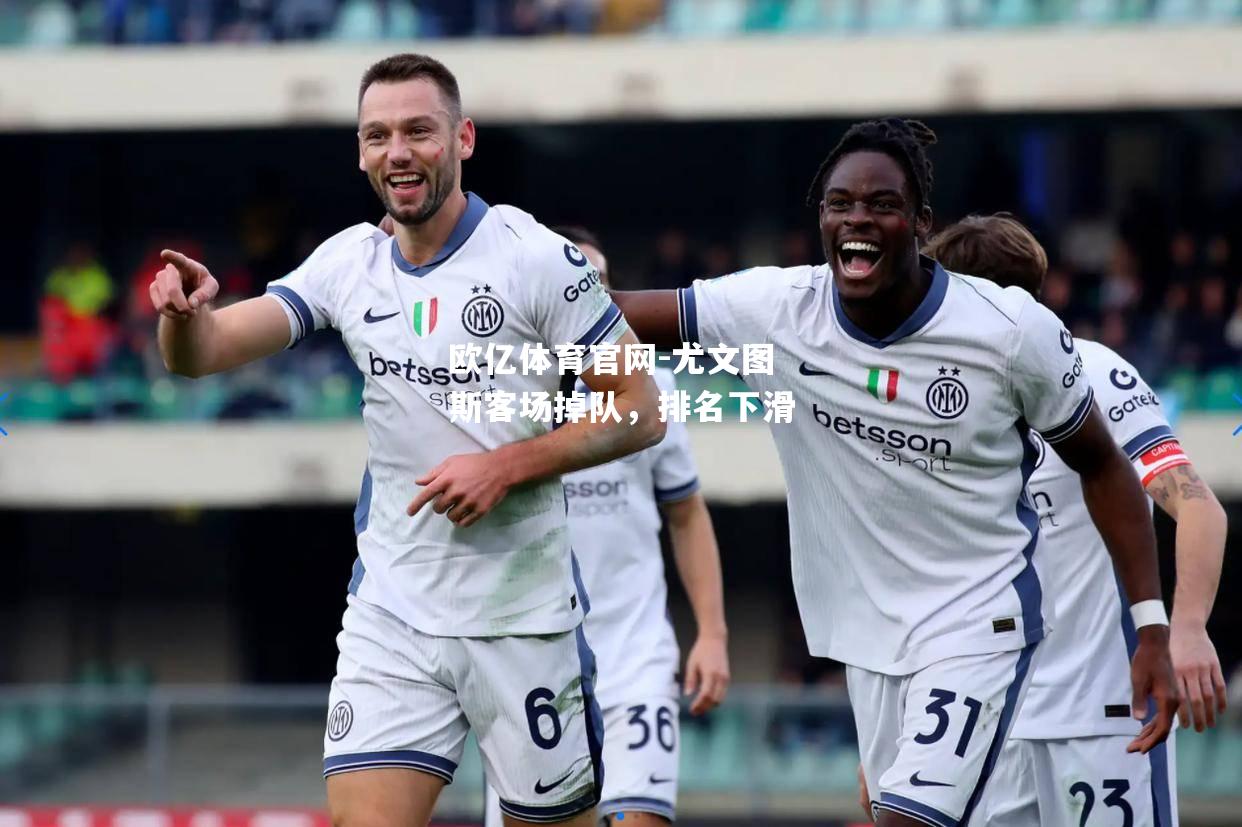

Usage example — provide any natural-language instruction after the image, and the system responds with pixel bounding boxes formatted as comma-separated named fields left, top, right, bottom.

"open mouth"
left=387, top=172, right=426, bottom=194
left=837, top=240, right=883, bottom=278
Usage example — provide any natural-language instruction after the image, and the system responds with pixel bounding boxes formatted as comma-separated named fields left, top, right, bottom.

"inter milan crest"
left=926, top=366, right=969, bottom=420
left=327, top=700, right=354, bottom=741
left=463, top=284, right=504, bottom=337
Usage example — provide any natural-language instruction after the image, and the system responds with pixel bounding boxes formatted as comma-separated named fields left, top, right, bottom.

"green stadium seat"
left=1199, top=368, right=1242, bottom=411
left=74, top=0, right=105, bottom=42
left=0, top=707, right=32, bottom=773
left=1176, top=728, right=1212, bottom=794
left=384, top=0, right=419, bottom=38
left=743, top=0, right=788, bottom=31
left=664, top=0, right=747, bottom=36
left=26, top=0, right=75, bottom=46
left=989, top=0, right=1041, bottom=26
left=1205, top=730, right=1242, bottom=795
left=331, top=0, right=383, bottom=42
left=12, top=379, right=68, bottom=420
left=30, top=703, right=71, bottom=748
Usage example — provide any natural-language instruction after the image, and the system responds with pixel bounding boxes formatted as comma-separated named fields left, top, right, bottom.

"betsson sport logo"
left=812, top=403, right=954, bottom=474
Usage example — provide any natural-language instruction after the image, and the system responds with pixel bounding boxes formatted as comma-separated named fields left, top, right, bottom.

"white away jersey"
left=567, top=367, right=698, bottom=708
left=678, top=259, right=1094, bottom=674
left=266, top=193, right=629, bottom=637
left=1012, top=339, right=1189, bottom=739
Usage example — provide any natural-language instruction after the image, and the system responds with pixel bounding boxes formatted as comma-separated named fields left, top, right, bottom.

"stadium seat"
left=1199, top=367, right=1242, bottom=411
left=664, top=0, right=748, bottom=36
left=330, top=0, right=384, bottom=42
left=384, top=0, right=419, bottom=38
left=0, top=707, right=32, bottom=776
left=25, top=0, right=75, bottom=47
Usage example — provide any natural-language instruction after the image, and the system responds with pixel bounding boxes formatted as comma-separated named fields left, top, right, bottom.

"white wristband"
left=1130, top=599, right=1169, bottom=629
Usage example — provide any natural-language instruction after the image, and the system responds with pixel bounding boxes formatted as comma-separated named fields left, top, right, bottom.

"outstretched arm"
left=1147, top=462, right=1228, bottom=730
left=1053, top=407, right=1179, bottom=753
left=610, top=290, right=683, bottom=349
left=152, top=250, right=291, bottom=377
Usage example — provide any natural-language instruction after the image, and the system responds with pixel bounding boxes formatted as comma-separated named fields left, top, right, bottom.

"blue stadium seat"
left=664, top=0, right=748, bottom=36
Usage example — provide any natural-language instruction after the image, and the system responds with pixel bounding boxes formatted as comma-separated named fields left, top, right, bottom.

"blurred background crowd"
left=2, top=0, right=1238, bottom=48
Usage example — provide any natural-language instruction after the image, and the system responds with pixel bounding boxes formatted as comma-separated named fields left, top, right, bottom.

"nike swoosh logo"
left=649, top=775, right=673, bottom=784
left=364, top=309, right=400, bottom=324
left=799, top=362, right=832, bottom=376
left=909, top=772, right=953, bottom=788
left=533, top=770, right=573, bottom=795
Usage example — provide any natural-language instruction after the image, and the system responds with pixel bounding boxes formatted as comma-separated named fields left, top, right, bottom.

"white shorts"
left=485, top=692, right=681, bottom=825
left=323, top=595, right=604, bottom=823
left=848, top=643, right=1037, bottom=827
left=979, top=733, right=1178, bottom=827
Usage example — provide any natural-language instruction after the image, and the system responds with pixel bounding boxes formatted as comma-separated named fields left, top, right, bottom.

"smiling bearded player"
left=609, top=118, right=1178, bottom=827
left=148, top=53, right=667, bottom=827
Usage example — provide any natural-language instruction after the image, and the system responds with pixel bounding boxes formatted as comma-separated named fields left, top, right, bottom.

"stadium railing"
left=1, top=684, right=1240, bottom=823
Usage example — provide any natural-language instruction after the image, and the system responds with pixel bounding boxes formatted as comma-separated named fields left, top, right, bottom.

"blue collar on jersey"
left=391, top=191, right=490, bottom=277
left=831, top=254, right=948, bottom=349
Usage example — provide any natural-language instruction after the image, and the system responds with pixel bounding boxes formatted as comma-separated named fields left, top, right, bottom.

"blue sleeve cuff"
left=267, top=285, right=315, bottom=345
left=655, top=478, right=700, bottom=503
left=1040, top=387, right=1094, bottom=444
left=677, top=286, right=699, bottom=344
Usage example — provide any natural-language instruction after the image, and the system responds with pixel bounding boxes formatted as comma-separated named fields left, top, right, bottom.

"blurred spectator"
left=1151, top=282, right=1194, bottom=375
left=1186, top=276, right=1237, bottom=371
left=649, top=228, right=703, bottom=288
left=1100, top=239, right=1142, bottom=314
left=778, top=228, right=815, bottom=268
left=701, top=240, right=738, bottom=278
left=1225, top=285, right=1242, bottom=353
left=41, top=242, right=116, bottom=383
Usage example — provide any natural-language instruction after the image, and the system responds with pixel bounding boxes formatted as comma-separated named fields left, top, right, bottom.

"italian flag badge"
left=866, top=368, right=899, bottom=403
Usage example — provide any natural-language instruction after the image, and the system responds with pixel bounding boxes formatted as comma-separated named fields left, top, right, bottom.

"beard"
left=375, top=155, right=457, bottom=226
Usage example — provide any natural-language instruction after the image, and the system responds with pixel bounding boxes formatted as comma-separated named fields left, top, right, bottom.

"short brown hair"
left=358, top=53, right=462, bottom=122
left=923, top=213, right=1048, bottom=297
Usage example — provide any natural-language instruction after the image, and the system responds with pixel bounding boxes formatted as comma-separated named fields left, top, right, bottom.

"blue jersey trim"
left=831, top=257, right=948, bottom=349
left=599, top=797, right=675, bottom=820
left=876, top=794, right=955, bottom=827
left=266, top=285, right=314, bottom=343
left=573, top=302, right=624, bottom=349
left=390, top=192, right=489, bottom=277
left=498, top=789, right=597, bottom=823
left=655, top=478, right=700, bottom=503
left=574, top=623, right=606, bottom=807
left=1122, top=424, right=1176, bottom=461
left=347, top=557, right=365, bottom=596
left=1041, top=387, right=1095, bottom=444
left=958, top=641, right=1038, bottom=825
left=354, top=466, right=373, bottom=536
left=677, top=287, right=699, bottom=344
left=323, top=749, right=456, bottom=782
left=571, top=550, right=591, bottom=616
left=1012, top=420, right=1045, bottom=643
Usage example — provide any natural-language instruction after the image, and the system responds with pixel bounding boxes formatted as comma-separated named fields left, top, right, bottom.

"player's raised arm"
left=609, top=290, right=682, bottom=349
left=152, top=249, right=292, bottom=377
left=1145, top=461, right=1228, bottom=730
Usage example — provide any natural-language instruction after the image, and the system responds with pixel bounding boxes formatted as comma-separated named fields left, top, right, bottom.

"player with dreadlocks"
left=611, top=118, right=1178, bottom=827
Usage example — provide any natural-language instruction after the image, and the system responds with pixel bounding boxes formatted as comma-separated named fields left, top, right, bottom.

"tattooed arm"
left=1147, top=462, right=1229, bottom=731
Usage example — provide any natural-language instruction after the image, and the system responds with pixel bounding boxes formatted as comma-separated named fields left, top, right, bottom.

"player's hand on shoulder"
left=406, top=452, right=513, bottom=529
left=1170, top=622, right=1228, bottom=731
left=684, top=633, right=730, bottom=715
left=1126, top=624, right=1180, bottom=754
left=150, top=249, right=219, bottom=319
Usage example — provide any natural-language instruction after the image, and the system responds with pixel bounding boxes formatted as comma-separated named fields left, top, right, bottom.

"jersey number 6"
left=525, top=687, right=563, bottom=750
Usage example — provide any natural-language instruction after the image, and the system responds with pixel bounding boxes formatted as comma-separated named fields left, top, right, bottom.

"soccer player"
left=610, top=118, right=1179, bottom=827
left=482, top=227, right=731, bottom=827
left=921, top=214, right=1228, bottom=826
left=148, top=53, right=666, bottom=827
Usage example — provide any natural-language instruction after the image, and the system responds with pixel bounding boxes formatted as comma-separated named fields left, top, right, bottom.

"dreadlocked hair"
left=805, top=118, right=938, bottom=210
